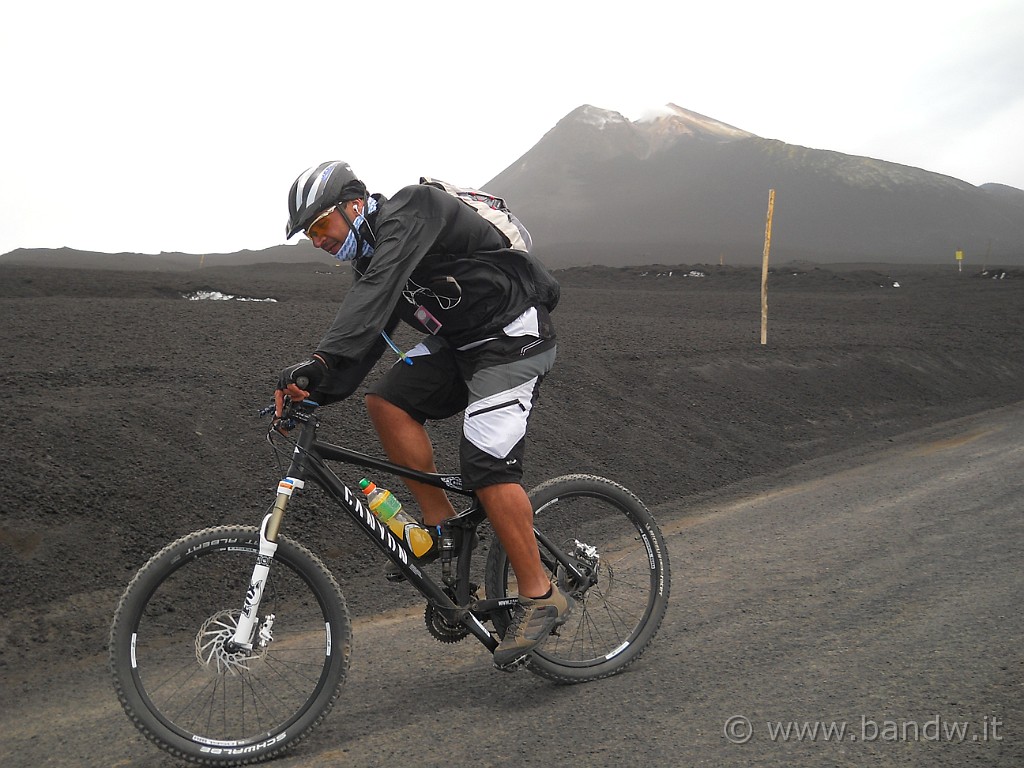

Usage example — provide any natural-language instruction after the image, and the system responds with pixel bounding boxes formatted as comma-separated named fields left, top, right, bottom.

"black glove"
left=275, top=354, right=328, bottom=416
left=278, top=355, right=327, bottom=391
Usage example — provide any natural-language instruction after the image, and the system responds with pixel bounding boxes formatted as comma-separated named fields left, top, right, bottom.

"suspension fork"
left=228, top=481, right=299, bottom=649
left=230, top=417, right=315, bottom=649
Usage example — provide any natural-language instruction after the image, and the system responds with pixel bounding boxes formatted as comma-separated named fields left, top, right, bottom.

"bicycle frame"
left=231, top=403, right=501, bottom=652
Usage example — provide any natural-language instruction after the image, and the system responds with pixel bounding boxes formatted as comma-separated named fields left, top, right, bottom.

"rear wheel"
left=109, top=526, right=351, bottom=765
left=485, top=474, right=670, bottom=683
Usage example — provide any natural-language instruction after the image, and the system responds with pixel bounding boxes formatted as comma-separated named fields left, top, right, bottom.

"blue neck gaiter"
left=337, top=196, right=378, bottom=262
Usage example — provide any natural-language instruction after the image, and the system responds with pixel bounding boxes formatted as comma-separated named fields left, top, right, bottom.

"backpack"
left=419, top=177, right=533, bottom=252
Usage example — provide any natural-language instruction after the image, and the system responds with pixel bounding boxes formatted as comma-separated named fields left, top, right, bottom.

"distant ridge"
left=485, top=104, right=1024, bottom=267
left=0, top=242, right=333, bottom=271
left=6, top=105, right=1023, bottom=270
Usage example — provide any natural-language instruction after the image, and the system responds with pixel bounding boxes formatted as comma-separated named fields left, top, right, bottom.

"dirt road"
left=2, top=403, right=1020, bottom=768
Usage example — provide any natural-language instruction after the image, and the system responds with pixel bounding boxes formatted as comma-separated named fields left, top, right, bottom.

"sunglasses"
left=304, top=206, right=337, bottom=240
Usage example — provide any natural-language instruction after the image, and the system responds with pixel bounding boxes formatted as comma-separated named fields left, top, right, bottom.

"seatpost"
left=439, top=525, right=455, bottom=585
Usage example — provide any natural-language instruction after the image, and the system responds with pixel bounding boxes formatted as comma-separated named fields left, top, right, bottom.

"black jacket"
left=313, top=184, right=559, bottom=396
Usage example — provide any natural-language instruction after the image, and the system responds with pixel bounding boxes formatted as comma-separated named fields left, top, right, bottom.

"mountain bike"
left=109, top=398, right=671, bottom=765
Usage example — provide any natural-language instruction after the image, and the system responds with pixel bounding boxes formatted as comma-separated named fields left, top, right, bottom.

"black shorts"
left=367, top=320, right=556, bottom=490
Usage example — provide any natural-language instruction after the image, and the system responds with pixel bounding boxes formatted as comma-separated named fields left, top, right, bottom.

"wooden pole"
left=760, top=189, right=775, bottom=345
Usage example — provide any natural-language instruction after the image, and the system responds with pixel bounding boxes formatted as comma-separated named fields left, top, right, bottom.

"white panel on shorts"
left=463, top=376, right=538, bottom=458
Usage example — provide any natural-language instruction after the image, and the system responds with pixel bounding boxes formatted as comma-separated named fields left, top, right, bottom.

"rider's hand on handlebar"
left=275, top=355, right=328, bottom=417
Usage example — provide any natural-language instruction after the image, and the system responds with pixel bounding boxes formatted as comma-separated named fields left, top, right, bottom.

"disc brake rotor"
left=195, top=609, right=268, bottom=675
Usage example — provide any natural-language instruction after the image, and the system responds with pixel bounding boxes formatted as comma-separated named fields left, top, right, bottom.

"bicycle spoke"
left=112, top=527, right=350, bottom=759
left=485, top=476, right=670, bottom=682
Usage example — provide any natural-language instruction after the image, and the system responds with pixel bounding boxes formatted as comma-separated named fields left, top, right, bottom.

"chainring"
left=423, top=584, right=477, bottom=644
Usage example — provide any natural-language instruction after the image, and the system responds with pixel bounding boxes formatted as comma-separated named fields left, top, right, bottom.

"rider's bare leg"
left=366, top=395, right=549, bottom=597
left=365, top=394, right=456, bottom=526
left=476, top=483, right=551, bottom=599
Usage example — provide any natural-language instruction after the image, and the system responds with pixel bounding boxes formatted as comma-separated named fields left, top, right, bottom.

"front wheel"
left=109, top=526, right=351, bottom=765
left=485, top=474, right=670, bottom=683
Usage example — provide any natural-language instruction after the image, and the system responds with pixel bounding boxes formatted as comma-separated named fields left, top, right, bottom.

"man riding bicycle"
left=277, top=161, right=571, bottom=667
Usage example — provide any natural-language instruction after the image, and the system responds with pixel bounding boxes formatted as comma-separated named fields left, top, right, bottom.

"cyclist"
left=277, top=161, right=571, bottom=667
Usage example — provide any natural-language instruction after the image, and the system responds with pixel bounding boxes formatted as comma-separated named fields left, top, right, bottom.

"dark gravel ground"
left=1, top=259, right=1022, bottom=688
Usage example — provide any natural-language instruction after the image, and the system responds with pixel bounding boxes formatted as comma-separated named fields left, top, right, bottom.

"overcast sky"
left=2, top=1, right=1021, bottom=257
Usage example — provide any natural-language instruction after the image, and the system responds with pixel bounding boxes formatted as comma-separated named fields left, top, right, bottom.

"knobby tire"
left=109, top=526, right=351, bottom=766
left=485, top=474, right=671, bottom=683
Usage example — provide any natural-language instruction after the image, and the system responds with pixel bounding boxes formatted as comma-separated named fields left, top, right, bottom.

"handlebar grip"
left=295, top=376, right=310, bottom=389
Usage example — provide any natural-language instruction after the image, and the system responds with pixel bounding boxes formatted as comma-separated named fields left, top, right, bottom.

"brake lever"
left=259, top=402, right=296, bottom=435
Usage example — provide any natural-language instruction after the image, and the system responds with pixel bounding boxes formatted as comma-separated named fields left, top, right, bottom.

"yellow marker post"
left=761, top=189, right=775, bottom=345
left=955, top=249, right=964, bottom=274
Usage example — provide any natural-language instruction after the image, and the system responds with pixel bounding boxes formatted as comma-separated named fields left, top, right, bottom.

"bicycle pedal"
left=493, top=653, right=530, bottom=673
